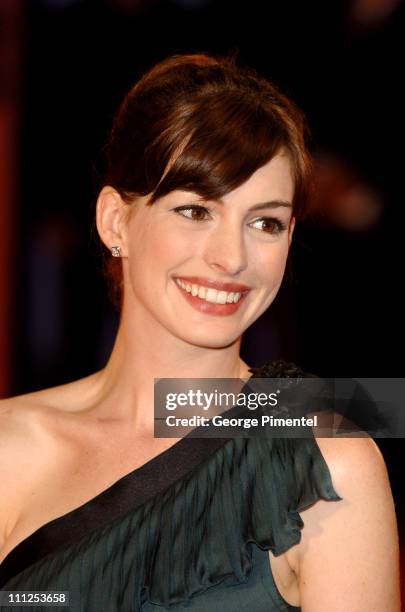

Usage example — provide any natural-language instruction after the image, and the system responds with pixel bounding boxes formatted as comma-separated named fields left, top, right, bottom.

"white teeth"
left=198, top=286, right=206, bottom=299
left=175, top=279, right=245, bottom=305
left=217, top=291, right=228, bottom=305
left=205, top=288, right=217, bottom=303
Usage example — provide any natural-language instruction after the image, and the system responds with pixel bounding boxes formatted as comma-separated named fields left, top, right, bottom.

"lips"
left=173, top=276, right=251, bottom=293
left=173, top=278, right=249, bottom=316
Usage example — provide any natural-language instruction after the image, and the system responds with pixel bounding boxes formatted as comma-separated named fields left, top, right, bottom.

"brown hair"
left=96, top=52, right=313, bottom=311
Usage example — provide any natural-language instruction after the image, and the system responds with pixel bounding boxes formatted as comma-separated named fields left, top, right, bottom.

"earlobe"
left=96, top=186, right=128, bottom=255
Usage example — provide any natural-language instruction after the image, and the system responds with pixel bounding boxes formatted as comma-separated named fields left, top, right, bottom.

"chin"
left=177, top=328, right=241, bottom=350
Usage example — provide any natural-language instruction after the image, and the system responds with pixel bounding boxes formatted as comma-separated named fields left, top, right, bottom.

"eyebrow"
left=213, top=198, right=293, bottom=211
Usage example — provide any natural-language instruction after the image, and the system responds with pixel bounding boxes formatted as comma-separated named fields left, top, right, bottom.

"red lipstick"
left=173, top=276, right=251, bottom=317
left=173, top=276, right=250, bottom=293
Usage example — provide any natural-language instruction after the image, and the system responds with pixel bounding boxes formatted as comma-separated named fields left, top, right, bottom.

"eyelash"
left=172, top=205, right=287, bottom=235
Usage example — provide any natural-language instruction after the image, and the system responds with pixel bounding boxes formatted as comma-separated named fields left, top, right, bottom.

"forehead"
left=221, top=153, right=294, bottom=204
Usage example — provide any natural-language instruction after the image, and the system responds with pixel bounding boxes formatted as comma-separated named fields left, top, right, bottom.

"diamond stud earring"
left=111, top=245, right=122, bottom=257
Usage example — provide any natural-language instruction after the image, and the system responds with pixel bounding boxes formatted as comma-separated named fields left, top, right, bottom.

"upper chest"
left=3, top=414, right=301, bottom=607
left=3, top=416, right=180, bottom=558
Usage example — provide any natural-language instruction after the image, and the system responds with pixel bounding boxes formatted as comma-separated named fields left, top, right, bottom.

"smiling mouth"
left=174, top=278, right=248, bottom=304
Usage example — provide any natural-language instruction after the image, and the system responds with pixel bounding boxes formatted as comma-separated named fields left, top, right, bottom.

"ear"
left=288, top=215, right=296, bottom=248
left=96, top=186, right=130, bottom=256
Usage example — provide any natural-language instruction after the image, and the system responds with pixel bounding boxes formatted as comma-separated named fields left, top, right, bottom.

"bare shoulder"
left=1, top=369, right=103, bottom=415
left=0, top=375, right=98, bottom=553
left=0, top=390, right=65, bottom=462
left=0, top=395, right=51, bottom=459
left=314, top=434, right=389, bottom=488
left=296, top=435, right=400, bottom=611
left=0, top=396, right=52, bottom=550
left=0, top=371, right=103, bottom=477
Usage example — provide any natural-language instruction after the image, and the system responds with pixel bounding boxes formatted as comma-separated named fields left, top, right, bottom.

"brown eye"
left=174, top=205, right=211, bottom=221
left=249, top=217, right=285, bottom=234
left=262, top=219, right=279, bottom=233
left=190, top=207, right=208, bottom=221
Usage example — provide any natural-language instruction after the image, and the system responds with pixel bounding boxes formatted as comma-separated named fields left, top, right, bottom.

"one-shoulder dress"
left=0, top=360, right=343, bottom=611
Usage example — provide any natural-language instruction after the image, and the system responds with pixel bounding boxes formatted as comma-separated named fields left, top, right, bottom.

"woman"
left=0, top=53, right=400, bottom=610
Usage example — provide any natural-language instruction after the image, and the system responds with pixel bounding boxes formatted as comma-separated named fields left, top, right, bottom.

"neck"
left=86, top=297, right=251, bottom=434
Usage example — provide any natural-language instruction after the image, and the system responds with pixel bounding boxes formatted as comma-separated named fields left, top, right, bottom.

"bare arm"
left=297, top=436, right=400, bottom=611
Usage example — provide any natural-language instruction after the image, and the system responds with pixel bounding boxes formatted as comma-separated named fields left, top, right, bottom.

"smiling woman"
left=97, top=151, right=295, bottom=344
left=0, top=53, right=400, bottom=611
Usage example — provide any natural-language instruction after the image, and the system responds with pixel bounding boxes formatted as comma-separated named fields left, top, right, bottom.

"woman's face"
left=121, top=151, right=295, bottom=349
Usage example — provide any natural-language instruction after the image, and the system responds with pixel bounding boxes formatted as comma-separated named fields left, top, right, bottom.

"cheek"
left=254, top=240, right=290, bottom=285
left=151, top=232, right=192, bottom=266
left=129, top=224, right=193, bottom=279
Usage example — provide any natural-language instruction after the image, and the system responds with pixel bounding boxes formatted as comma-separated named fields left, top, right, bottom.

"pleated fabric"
left=1, top=434, right=342, bottom=611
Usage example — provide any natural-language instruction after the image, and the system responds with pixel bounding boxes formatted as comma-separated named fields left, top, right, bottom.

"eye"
left=172, top=205, right=212, bottom=222
left=248, top=217, right=287, bottom=235
left=172, top=206, right=288, bottom=234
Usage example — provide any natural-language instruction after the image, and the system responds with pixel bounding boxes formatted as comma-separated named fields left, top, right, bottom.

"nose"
left=203, top=223, right=248, bottom=276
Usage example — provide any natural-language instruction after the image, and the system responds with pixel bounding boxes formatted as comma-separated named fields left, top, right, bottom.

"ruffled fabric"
left=3, top=437, right=342, bottom=610
left=2, top=359, right=343, bottom=610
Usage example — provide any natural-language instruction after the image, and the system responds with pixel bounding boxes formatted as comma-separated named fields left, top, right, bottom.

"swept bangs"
left=98, top=52, right=313, bottom=309
left=144, top=94, right=287, bottom=207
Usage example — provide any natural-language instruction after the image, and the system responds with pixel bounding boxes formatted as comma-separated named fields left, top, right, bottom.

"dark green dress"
left=0, top=360, right=343, bottom=611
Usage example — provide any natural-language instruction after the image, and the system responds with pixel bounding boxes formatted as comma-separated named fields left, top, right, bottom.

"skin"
left=0, top=151, right=400, bottom=609
left=98, top=149, right=400, bottom=612
left=295, top=435, right=400, bottom=610
left=91, top=150, right=296, bottom=433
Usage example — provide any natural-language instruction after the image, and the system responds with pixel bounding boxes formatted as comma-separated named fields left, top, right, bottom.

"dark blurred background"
left=0, top=0, right=403, bottom=598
